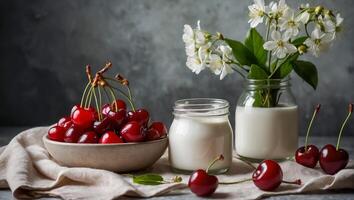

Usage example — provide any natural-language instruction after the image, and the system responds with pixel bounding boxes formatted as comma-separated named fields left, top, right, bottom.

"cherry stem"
left=237, top=157, right=257, bottom=170
left=80, top=82, right=91, bottom=107
left=84, top=87, right=93, bottom=109
left=103, top=78, right=136, bottom=111
left=87, top=87, right=94, bottom=109
left=92, top=87, right=102, bottom=121
left=97, top=86, right=102, bottom=114
left=103, top=87, right=111, bottom=103
left=305, top=104, right=321, bottom=151
left=219, top=178, right=252, bottom=185
left=109, top=84, right=136, bottom=111
left=126, top=85, right=136, bottom=111
left=107, top=86, right=118, bottom=112
left=336, top=103, right=353, bottom=150
left=282, top=179, right=302, bottom=185
left=206, top=155, right=224, bottom=174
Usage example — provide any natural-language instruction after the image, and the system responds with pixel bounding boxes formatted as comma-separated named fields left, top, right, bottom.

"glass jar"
left=235, top=78, right=298, bottom=160
left=169, top=98, right=233, bottom=174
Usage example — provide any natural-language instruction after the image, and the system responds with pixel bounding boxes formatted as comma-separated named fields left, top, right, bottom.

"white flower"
left=183, top=24, right=197, bottom=57
left=248, top=0, right=266, bottom=28
left=218, top=45, right=234, bottom=80
left=182, top=24, right=194, bottom=44
left=324, top=13, right=343, bottom=39
left=263, top=31, right=297, bottom=59
left=208, top=45, right=234, bottom=80
left=279, top=9, right=301, bottom=37
left=300, top=3, right=310, bottom=9
left=298, top=11, right=310, bottom=24
left=185, top=43, right=196, bottom=57
left=186, top=56, right=204, bottom=74
left=198, top=44, right=210, bottom=68
left=269, top=0, right=289, bottom=19
left=304, top=28, right=332, bottom=57
left=209, top=54, right=223, bottom=75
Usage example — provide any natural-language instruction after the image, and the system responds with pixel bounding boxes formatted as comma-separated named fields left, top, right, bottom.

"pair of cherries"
left=188, top=156, right=301, bottom=197
left=295, top=104, right=352, bottom=175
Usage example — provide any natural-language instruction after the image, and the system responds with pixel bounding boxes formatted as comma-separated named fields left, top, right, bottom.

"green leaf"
left=293, top=60, right=318, bottom=90
left=224, top=38, right=258, bottom=66
left=252, top=91, right=264, bottom=107
left=272, top=53, right=299, bottom=79
left=248, top=64, right=268, bottom=79
left=292, top=36, right=308, bottom=47
left=245, top=28, right=267, bottom=65
left=133, top=174, right=164, bottom=185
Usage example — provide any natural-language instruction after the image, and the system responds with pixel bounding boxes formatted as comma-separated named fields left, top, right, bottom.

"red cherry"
left=111, top=99, right=126, bottom=111
left=47, top=126, right=66, bottom=142
left=296, top=104, right=321, bottom=168
left=149, top=122, right=167, bottom=138
left=252, top=160, right=283, bottom=191
left=128, top=109, right=149, bottom=127
left=107, top=109, right=126, bottom=129
left=93, top=117, right=111, bottom=134
left=57, top=117, right=72, bottom=129
left=188, top=155, right=224, bottom=196
left=145, top=128, right=160, bottom=141
left=252, top=160, right=301, bottom=191
left=71, top=104, right=80, bottom=116
left=295, top=145, right=320, bottom=168
left=78, top=131, right=99, bottom=143
left=120, top=121, right=145, bottom=142
left=71, top=107, right=95, bottom=129
left=99, top=131, right=124, bottom=144
left=102, top=104, right=111, bottom=117
left=64, top=126, right=85, bottom=143
left=319, top=144, right=349, bottom=175
left=188, top=169, right=218, bottom=197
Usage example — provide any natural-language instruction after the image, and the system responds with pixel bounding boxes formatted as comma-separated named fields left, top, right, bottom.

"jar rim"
left=173, top=98, right=229, bottom=116
left=244, top=77, right=291, bottom=89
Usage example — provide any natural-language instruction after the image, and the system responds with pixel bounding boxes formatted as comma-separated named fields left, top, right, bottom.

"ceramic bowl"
left=43, top=135, right=168, bottom=172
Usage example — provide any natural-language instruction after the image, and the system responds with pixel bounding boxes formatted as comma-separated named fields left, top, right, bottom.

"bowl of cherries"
left=43, top=62, right=168, bottom=172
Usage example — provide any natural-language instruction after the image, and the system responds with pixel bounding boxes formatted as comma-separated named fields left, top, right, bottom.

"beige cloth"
left=0, top=127, right=353, bottom=200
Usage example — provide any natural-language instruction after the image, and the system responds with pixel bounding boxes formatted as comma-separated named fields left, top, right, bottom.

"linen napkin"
left=0, top=127, right=353, bottom=200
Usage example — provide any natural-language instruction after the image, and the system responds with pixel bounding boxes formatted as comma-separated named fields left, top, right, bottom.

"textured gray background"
left=0, top=0, right=353, bottom=136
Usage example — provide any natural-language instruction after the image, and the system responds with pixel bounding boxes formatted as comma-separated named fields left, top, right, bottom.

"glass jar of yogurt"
left=169, top=98, right=233, bottom=174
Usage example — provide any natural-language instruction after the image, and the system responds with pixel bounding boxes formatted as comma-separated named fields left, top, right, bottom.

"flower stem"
left=219, top=178, right=252, bottom=185
left=268, top=54, right=293, bottom=78
left=305, top=23, right=310, bottom=37
left=206, top=155, right=224, bottom=174
left=80, top=82, right=91, bottom=107
left=305, top=104, right=321, bottom=151
left=336, top=104, right=353, bottom=150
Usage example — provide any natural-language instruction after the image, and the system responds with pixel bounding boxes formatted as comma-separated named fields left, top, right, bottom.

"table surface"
left=0, top=126, right=353, bottom=200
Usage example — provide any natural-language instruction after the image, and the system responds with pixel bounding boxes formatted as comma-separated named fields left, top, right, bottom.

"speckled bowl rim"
left=43, top=134, right=168, bottom=147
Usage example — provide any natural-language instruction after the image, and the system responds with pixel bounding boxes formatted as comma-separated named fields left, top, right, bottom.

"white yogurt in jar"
left=168, top=98, right=233, bottom=173
left=235, top=105, right=298, bottom=160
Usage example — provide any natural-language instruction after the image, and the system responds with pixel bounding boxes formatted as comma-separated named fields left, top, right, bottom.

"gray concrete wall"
left=0, top=0, right=353, bottom=136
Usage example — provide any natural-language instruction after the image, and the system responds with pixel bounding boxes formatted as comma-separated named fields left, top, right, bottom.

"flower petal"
left=271, top=31, right=281, bottom=40
left=263, top=41, right=277, bottom=50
